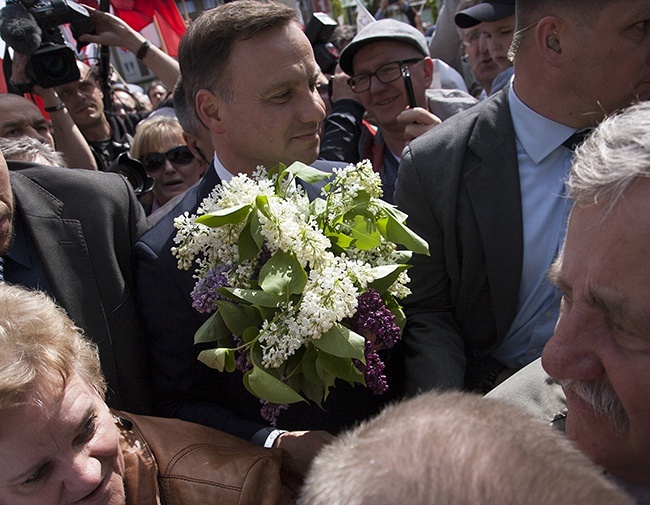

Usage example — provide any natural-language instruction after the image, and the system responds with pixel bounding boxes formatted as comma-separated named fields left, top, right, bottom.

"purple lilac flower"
left=355, top=341, right=388, bottom=395
left=260, top=400, right=289, bottom=427
left=191, top=264, right=230, bottom=313
left=232, top=335, right=253, bottom=374
left=352, top=288, right=401, bottom=348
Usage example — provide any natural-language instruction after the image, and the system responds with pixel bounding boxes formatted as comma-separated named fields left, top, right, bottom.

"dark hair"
left=178, top=0, right=298, bottom=105
left=172, top=77, right=201, bottom=137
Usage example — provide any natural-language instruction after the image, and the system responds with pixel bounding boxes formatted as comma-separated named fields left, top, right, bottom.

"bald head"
left=0, top=94, right=54, bottom=148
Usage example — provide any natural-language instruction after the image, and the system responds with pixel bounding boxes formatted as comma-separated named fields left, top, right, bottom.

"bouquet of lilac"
left=172, top=160, right=429, bottom=424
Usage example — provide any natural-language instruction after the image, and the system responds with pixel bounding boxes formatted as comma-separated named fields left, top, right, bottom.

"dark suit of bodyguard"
left=7, top=163, right=151, bottom=413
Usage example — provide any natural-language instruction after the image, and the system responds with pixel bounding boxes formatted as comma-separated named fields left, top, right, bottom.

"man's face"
left=204, top=22, right=326, bottom=174
left=0, top=152, right=13, bottom=256
left=542, top=178, right=650, bottom=485
left=562, top=1, right=650, bottom=124
left=0, top=95, right=54, bottom=148
left=479, top=14, right=515, bottom=72
left=461, top=25, right=500, bottom=92
left=55, top=62, right=105, bottom=130
left=350, top=41, right=431, bottom=130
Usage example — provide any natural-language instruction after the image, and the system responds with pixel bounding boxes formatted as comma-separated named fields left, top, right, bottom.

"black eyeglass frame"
left=141, top=145, right=195, bottom=173
left=347, top=58, right=424, bottom=93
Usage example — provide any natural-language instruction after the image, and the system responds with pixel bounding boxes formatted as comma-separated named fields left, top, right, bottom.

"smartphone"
left=402, top=67, right=417, bottom=109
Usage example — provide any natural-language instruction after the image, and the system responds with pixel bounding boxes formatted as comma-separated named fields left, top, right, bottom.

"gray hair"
left=569, top=101, right=650, bottom=209
left=299, top=390, right=634, bottom=505
left=178, top=0, right=298, bottom=106
left=0, top=135, right=66, bottom=167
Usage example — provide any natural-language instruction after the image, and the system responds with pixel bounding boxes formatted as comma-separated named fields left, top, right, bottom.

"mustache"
left=559, top=379, right=629, bottom=434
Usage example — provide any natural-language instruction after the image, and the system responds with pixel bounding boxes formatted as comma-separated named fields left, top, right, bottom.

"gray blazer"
left=395, top=88, right=523, bottom=392
left=10, top=164, right=151, bottom=413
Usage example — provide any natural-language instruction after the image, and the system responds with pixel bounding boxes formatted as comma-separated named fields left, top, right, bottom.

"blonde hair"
left=130, top=116, right=185, bottom=160
left=0, top=284, right=106, bottom=409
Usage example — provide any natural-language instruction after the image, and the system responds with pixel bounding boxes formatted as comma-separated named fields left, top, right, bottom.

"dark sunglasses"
left=142, top=145, right=194, bottom=173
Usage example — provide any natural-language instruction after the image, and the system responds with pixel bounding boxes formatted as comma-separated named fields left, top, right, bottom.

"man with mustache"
left=488, top=100, right=650, bottom=502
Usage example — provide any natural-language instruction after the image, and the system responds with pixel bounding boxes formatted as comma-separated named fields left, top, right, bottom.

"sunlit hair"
left=130, top=115, right=185, bottom=160
left=173, top=77, right=201, bottom=138
left=0, top=135, right=66, bottom=167
left=299, top=391, right=634, bottom=505
left=178, top=0, right=298, bottom=104
left=0, top=284, right=106, bottom=410
left=569, top=101, right=650, bottom=211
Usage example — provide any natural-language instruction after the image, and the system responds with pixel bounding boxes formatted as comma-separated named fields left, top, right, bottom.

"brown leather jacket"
left=113, top=410, right=300, bottom=504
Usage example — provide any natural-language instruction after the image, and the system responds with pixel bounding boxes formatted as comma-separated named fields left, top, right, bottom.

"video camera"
left=0, top=0, right=94, bottom=88
left=305, top=12, right=339, bottom=75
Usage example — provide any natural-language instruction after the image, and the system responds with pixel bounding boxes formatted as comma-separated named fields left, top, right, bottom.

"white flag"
left=354, top=0, right=376, bottom=32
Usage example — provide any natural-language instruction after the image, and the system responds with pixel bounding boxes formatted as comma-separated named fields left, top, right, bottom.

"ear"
left=422, top=57, right=434, bottom=88
left=196, top=89, right=226, bottom=135
left=535, top=16, right=564, bottom=67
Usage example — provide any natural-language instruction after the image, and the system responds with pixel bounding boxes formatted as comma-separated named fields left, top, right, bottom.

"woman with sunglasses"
left=130, top=116, right=207, bottom=214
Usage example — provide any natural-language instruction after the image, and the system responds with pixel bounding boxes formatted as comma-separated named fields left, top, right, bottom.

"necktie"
left=563, top=129, right=593, bottom=152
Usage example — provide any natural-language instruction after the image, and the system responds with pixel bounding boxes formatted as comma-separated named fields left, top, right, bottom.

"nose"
left=163, top=159, right=177, bottom=175
left=26, top=126, right=49, bottom=146
left=478, top=33, right=489, bottom=54
left=541, top=304, right=606, bottom=383
left=62, top=452, right=104, bottom=500
left=302, top=86, right=326, bottom=125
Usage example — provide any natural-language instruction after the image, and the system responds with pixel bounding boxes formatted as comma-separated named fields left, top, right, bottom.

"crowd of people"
left=0, top=0, right=649, bottom=503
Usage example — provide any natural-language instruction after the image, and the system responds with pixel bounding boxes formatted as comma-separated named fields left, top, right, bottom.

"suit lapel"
left=10, top=172, right=123, bottom=398
left=464, top=91, right=523, bottom=340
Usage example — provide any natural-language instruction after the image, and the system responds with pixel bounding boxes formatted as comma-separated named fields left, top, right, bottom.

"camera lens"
left=27, top=44, right=81, bottom=88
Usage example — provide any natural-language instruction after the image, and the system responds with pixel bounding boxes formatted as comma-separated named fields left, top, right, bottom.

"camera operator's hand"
left=78, top=7, right=179, bottom=91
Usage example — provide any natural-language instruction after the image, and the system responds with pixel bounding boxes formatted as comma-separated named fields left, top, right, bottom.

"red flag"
left=111, top=0, right=186, bottom=56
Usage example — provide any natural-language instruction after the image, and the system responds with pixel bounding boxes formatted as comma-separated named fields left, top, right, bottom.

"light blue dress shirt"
left=491, top=85, right=577, bottom=369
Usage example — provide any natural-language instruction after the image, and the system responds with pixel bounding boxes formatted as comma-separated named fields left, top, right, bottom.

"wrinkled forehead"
left=0, top=95, right=42, bottom=118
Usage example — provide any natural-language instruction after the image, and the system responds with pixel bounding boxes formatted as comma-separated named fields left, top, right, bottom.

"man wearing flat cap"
left=455, top=0, right=515, bottom=94
left=319, top=18, right=476, bottom=203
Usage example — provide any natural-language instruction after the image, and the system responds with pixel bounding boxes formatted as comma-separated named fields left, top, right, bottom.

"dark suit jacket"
left=9, top=163, right=152, bottom=413
left=135, top=165, right=395, bottom=441
left=394, top=88, right=523, bottom=393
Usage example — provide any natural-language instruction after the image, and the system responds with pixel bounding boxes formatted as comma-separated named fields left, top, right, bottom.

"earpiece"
left=546, top=34, right=561, bottom=53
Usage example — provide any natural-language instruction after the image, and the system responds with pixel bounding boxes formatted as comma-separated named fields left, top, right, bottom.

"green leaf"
left=369, top=264, right=410, bottom=294
left=350, top=215, right=382, bottom=250
left=300, top=377, right=325, bottom=407
left=312, top=323, right=366, bottom=361
left=316, top=352, right=365, bottom=385
left=194, top=311, right=230, bottom=344
left=238, top=215, right=261, bottom=262
left=285, top=161, right=332, bottom=184
left=259, top=249, right=307, bottom=296
left=215, top=300, right=252, bottom=337
left=197, top=347, right=236, bottom=372
left=195, top=203, right=251, bottom=228
left=256, top=194, right=272, bottom=220
left=221, top=287, right=284, bottom=308
left=325, top=229, right=354, bottom=249
left=250, top=209, right=265, bottom=249
left=378, top=209, right=430, bottom=256
left=245, top=365, right=307, bottom=404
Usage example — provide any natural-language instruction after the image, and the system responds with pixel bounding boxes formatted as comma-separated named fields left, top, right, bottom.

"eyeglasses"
left=462, top=30, right=481, bottom=48
left=142, top=145, right=194, bottom=173
left=347, top=58, right=423, bottom=93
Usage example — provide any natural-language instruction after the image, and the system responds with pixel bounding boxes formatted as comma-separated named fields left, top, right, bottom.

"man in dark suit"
left=395, top=0, right=650, bottom=394
left=135, top=0, right=392, bottom=470
left=0, top=154, right=151, bottom=414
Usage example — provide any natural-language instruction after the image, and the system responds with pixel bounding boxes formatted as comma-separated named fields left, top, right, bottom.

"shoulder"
left=485, top=358, right=568, bottom=427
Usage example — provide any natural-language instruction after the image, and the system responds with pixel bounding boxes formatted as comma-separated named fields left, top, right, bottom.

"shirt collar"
left=509, top=84, right=577, bottom=164
left=211, top=152, right=234, bottom=184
